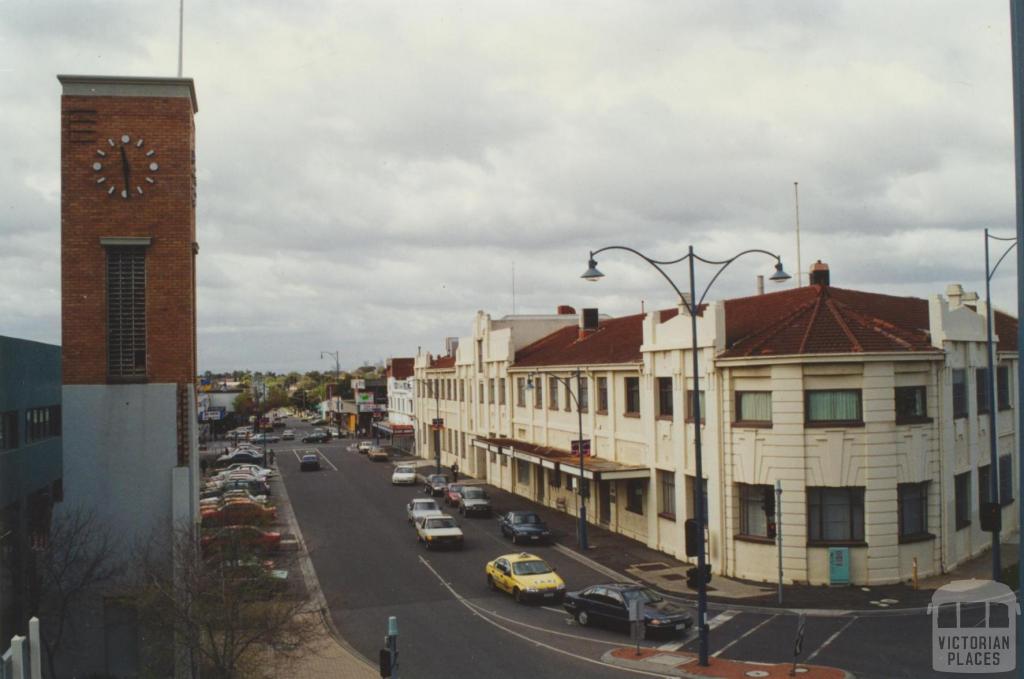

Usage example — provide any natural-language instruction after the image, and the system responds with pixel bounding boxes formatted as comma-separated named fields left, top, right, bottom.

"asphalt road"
left=269, top=420, right=1018, bottom=679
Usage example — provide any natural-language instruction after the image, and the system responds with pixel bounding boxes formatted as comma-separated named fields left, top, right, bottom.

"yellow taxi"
left=485, top=552, right=566, bottom=603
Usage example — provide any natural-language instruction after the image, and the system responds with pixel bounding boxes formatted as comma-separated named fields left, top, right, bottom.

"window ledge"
left=895, top=416, right=933, bottom=425
left=805, top=421, right=864, bottom=428
left=596, top=410, right=608, bottom=416
left=734, top=534, right=775, bottom=545
left=623, top=412, right=640, bottom=419
left=1000, top=498, right=1015, bottom=507
left=807, top=540, right=867, bottom=548
left=733, top=421, right=772, bottom=429
left=657, top=512, right=676, bottom=522
left=656, top=415, right=674, bottom=422
left=898, top=532, right=935, bottom=545
left=955, top=520, right=972, bottom=531
left=625, top=508, right=643, bottom=515
left=107, top=376, right=148, bottom=384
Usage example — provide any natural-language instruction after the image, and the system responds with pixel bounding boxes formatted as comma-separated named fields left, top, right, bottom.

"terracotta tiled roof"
left=429, top=355, right=455, bottom=369
left=994, top=310, right=1019, bottom=352
left=721, top=285, right=940, bottom=358
left=514, top=309, right=679, bottom=367
left=387, top=357, right=415, bottom=380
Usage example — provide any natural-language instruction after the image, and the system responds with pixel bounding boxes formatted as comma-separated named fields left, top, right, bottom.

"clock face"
left=91, top=134, right=160, bottom=199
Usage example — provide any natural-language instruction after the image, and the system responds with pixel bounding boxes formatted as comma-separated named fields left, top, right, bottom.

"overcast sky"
left=2, top=1, right=1022, bottom=372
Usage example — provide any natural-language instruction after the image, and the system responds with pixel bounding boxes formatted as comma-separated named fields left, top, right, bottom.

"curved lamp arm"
left=526, top=371, right=581, bottom=409
left=987, top=234, right=1018, bottom=281
left=588, top=245, right=689, bottom=307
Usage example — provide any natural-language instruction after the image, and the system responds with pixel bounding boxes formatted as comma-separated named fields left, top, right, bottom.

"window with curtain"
left=979, top=465, right=992, bottom=506
left=578, top=377, right=589, bottom=413
left=955, top=472, right=970, bottom=529
left=533, top=379, right=542, bottom=408
left=499, top=378, right=506, bottom=405
left=478, top=382, right=484, bottom=403
left=517, top=378, right=526, bottom=407
left=685, top=390, right=705, bottom=423
left=805, top=390, right=862, bottom=425
left=952, top=369, right=967, bottom=419
left=658, top=471, right=675, bottom=517
left=624, top=377, right=640, bottom=415
left=548, top=468, right=561, bottom=488
left=516, top=459, right=531, bottom=484
left=735, top=391, right=772, bottom=425
left=976, top=368, right=990, bottom=415
left=998, top=366, right=1012, bottom=410
left=895, top=386, right=928, bottom=423
left=549, top=377, right=559, bottom=409
left=807, top=487, right=864, bottom=542
left=489, top=378, right=495, bottom=404
left=738, top=483, right=775, bottom=538
left=657, top=377, right=673, bottom=418
left=898, top=482, right=929, bottom=540
left=597, top=377, right=608, bottom=412
left=1000, top=455, right=1013, bottom=504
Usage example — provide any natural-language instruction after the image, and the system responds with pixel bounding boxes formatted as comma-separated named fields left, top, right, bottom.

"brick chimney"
left=809, top=260, right=830, bottom=286
left=579, top=308, right=599, bottom=340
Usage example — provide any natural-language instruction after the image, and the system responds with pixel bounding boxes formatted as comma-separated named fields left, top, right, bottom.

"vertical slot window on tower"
left=106, top=247, right=147, bottom=379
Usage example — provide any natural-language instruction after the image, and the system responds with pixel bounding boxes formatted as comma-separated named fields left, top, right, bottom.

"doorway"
left=599, top=480, right=611, bottom=524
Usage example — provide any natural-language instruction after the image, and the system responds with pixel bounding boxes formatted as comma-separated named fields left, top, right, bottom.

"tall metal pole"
left=177, top=0, right=184, bottom=77
left=434, top=381, right=441, bottom=474
left=1009, top=4, right=1024, bottom=673
left=688, top=245, right=709, bottom=667
left=577, top=366, right=588, bottom=551
left=985, top=229, right=1002, bottom=580
left=775, top=480, right=783, bottom=605
left=794, top=181, right=803, bottom=287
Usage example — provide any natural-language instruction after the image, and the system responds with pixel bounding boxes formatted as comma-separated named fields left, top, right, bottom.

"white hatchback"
left=392, top=465, right=417, bottom=485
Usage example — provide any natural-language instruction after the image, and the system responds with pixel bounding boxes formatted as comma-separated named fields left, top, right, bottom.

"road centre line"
left=541, top=606, right=566, bottom=614
left=417, top=555, right=673, bottom=675
left=805, top=617, right=857, bottom=662
left=711, top=614, right=777, bottom=658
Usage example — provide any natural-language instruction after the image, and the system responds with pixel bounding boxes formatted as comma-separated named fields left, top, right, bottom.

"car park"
left=443, top=483, right=465, bottom=507
left=211, top=478, right=271, bottom=497
left=218, top=558, right=289, bottom=599
left=367, top=447, right=389, bottom=462
left=200, top=490, right=268, bottom=507
left=299, top=454, right=321, bottom=471
left=415, top=514, right=465, bottom=550
left=485, top=552, right=566, bottom=603
left=391, top=465, right=417, bottom=485
left=457, top=486, right=492, bottom=517
left=201, top=499, right=278, bottom=527
left=498, top=511, right=552, bottom=544
left=201, top=525, right=282, bottom=556
left=406, top=498, right=443, bottom=524
left=301, top=431, right=328, bottom=443
left=212, top=464, right=272, bottom=481
left=215, top=450, right=266, bottom=467
left=423, top=474, right=449, bottom=496
left=563, top=584, right=692, bottom=636
left=282, top=429, right=295, bottom=440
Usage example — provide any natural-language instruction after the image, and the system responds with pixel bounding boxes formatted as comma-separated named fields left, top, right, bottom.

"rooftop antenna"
left=794, top=181, right=803, bottom=287
left=512, top=261, right=516, bottom=315
left=177, top=0, right=184, bottom=77
left=641, top=299, right=645, bottom=314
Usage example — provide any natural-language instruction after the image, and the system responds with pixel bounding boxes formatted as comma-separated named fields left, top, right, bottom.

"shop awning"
left=472, top=436, right=649, bottom=481
left=374, top=421, right=414, bottom=436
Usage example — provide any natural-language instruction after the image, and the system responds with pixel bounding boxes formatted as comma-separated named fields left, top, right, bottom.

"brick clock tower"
left=57, top=75, right=200, bottom=676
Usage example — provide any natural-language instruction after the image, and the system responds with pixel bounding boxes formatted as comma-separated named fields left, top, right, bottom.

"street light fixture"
left=984, top=229, right=1017, bottom=581
left=527, top=367, right=589, bottom=550
left=321, top=350, right=341, bottom=434
left=582, top=243, right=789, bottom=667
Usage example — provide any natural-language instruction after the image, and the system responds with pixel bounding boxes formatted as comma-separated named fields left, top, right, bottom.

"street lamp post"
left=583, top=244, right=789, bottom=667
left=984, top=229, right=1017, bottom=581
left=434, top=379, right=442, bottom=474
left=528, top=367, right=588, bottom=550
left=321, top=350, right=341, bottom=433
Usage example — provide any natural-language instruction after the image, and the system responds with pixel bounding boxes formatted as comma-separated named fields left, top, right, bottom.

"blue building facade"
left=0, top=335, right=62, bottom=644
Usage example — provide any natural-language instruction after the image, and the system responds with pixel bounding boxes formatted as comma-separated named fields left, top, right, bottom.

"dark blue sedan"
left=498, top=511, right=552, bottom=545
left=563, top=584, right=692, bottom=636
left=299, top=454, right=321, bottom=471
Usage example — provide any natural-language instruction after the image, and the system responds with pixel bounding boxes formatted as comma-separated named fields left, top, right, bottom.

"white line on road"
left=541, top=606, right=565, bottom=614
left=805, top=616, right=856, bottom=662
left=316, top=447, right=339, bottom=472
left=291, top=449, right=304, bottom=463
left=658, top=610, right=739, bottom=651
left=711, top=614, right=777, bottom=658
left=552, top=543, right=638, bottom=584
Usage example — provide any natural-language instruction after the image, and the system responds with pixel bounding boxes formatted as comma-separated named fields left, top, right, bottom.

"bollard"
left=912, top=556, right=918, bottom=590
left=29, top=618, right=41, bottom=679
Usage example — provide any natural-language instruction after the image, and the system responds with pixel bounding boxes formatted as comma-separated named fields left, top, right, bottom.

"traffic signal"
left=684, top=518, right=700, bottom=557
left=686, top=565, right=712, bottom=589
left=980, top=501, right=1002, bottom=532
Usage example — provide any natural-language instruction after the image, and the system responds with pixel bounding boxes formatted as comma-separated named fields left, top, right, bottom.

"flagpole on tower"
left=177, top=0, right=184, bottom=77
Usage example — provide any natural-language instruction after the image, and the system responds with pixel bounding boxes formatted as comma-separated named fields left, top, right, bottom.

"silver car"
left=458, top=486, right=492, bottom=517
left=406, top=498, right=443, bottom=525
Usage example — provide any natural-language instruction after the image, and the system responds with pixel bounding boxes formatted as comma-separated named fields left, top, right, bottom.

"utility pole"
left=321, top=350, right=341, bottom=431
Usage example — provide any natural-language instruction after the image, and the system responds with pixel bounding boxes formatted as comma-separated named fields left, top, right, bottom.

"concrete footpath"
left=602, top=647, right=854, bottom=678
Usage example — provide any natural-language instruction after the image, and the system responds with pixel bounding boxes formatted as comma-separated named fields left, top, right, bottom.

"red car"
left=201, top=500, right=277, bottom=527
left=444, top=483, right=466, bottom=507
left=201, top=525, right=282, bottom=556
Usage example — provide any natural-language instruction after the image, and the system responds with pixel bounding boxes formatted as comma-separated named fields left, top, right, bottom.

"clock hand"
left=120, top=146, right=130, bottom=197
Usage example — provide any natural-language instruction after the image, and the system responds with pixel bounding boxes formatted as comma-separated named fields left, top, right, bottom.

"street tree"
left=132, top=525, right=321, bottom=679
left=25, top=505, right=122, bottom=679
